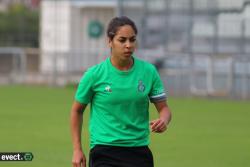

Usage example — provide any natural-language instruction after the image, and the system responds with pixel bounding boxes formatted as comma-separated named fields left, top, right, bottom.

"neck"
left=110, top=56, right=133, bottom=71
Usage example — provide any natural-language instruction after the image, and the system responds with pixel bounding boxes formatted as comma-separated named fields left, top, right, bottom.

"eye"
left=129, top=38, right=136, bottom=42
left=118, top=38, right=126, bottom=43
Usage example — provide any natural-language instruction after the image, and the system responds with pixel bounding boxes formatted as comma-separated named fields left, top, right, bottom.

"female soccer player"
left=70, top=16, right=172, bottom=167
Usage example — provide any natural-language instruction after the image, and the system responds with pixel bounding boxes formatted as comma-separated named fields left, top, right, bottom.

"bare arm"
left=70, top=101, right=87, bottom=167
left=150, top=100, right=172, bottom=133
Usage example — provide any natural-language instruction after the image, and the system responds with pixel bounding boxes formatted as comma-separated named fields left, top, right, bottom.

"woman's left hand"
left=150, top=118, right=167, bottom=133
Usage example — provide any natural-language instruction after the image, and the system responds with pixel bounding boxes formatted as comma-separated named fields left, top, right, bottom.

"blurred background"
left=0, top=0, right=250, bottom=99
left=0, top=1, right=250, bottom=167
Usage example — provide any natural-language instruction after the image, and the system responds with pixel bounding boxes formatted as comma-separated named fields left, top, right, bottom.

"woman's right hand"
left=72, top=149, right=86, bottom=167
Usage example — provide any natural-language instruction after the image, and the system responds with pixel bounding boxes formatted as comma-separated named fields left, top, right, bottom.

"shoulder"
left=80, top=59, right=107, bottom=82
left=135, top=57, right=157, bottom=73
left=85, top=59, right=107, bottom=75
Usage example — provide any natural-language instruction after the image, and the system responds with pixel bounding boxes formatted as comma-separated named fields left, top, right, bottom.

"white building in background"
left=192, top=1, right=250, bottom=53
left=41, top=0, right=250, bottom=73
left=40, top=0, right=119, bottom=73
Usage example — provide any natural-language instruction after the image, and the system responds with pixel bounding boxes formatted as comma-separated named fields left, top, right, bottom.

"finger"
left=158, top=121, right=166, bottom=129
left=150, top=120, right=155, bottom=125
left=72, top=161, right=75, bottom=167
left=149, top=120, right=156, bottom=131
left=153, top=124, right=164, bottom=132
left=152, top=119, right=160, bottom=127
left=83, top=161, right=86, bottom=167
left=72, top=161, right=81, bottom=167
left=72, top=162, right=78, bottom=167
left=151, top=124, right=159, bottom=132
left=150, top=119, right=161, bottom=125
left=155, top=124, right=167, bottom=133
left=158, top=125, right=167, bottom=132
left=151, top=119, right=161, bottom=129
left=151, top=120, right=166, bottom=132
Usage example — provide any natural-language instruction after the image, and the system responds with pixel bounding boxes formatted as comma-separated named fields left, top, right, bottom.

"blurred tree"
left=0, top=3, right=39, bottom=47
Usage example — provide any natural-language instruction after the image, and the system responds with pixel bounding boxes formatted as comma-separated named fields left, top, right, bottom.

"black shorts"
left=89, top=145, right=154, bottom=167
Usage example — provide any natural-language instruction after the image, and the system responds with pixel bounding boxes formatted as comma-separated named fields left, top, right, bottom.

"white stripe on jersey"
left=150, top=93, right=166, bottom=99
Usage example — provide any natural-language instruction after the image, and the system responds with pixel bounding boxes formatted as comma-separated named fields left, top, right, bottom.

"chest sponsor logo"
left=138, top=80, right=145, bottom=92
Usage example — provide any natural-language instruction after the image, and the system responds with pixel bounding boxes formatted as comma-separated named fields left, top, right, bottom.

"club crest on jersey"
left=138, top=80, right=145, bottom=92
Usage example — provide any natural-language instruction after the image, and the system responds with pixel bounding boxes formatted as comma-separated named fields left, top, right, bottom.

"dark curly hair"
left=107, top=16, right=138, bottom=40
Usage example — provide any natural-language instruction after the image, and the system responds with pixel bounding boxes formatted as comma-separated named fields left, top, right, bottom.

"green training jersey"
left=75, top=56, right=166, bottom=148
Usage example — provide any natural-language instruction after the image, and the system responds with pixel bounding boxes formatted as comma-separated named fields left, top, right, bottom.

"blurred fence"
left=0, top=0, right=250, bottom=99
left=0, top=47, right=39, bottom=84
left=0, top=48, right=249, bottom=99
left=117, top=0, right=250, bottom=99
left=157, top=52, right=250, bottom=99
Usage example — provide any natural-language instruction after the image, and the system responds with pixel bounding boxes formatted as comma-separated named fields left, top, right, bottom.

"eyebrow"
left=118, top=36, right=136, bottom=39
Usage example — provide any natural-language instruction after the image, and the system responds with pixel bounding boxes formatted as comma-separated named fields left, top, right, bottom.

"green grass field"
left=0, top=85, right=250, bottom=167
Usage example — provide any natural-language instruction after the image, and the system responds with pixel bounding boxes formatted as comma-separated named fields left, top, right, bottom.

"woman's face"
left=109, top=25, right=137, bottom=61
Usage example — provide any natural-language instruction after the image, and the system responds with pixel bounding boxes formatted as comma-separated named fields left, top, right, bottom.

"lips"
left=124, top=51, right=132, bottom=55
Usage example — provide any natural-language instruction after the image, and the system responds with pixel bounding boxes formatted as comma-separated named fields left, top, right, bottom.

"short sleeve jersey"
left=75, top=56, right=166, bottom=148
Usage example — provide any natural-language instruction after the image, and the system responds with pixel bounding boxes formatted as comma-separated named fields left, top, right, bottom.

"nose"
left=125, top=40, right=132, bottom=48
